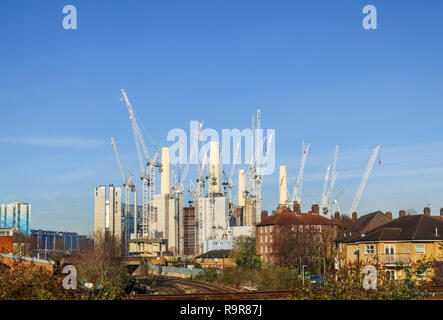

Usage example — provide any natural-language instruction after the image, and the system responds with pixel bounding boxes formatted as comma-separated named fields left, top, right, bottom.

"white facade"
left=196, top=195, right=230, bottom=254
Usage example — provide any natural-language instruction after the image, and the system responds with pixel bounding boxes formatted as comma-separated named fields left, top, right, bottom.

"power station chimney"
left=209, top=141, right=220, bottom=194
left=279, top=166, right=287, bottom=206
left=424, top=207, right=431, bottom=216
left=161, top=147, right=171, bottom=195
left=238, top=169, right=246, bottom=207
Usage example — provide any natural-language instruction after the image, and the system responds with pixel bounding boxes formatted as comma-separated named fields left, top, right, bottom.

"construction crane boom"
left=111, top=137, right=126, bottom=184
left=348, top=145, right=381, bottom=215
left=295, top=141, right=310, bottom=204
left=320, top=164, right=331, bottom=214
left=333, top=199, right=341, bottom=215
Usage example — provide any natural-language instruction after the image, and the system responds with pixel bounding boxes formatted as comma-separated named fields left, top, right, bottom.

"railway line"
left=134, top=290, right=297, bottom=300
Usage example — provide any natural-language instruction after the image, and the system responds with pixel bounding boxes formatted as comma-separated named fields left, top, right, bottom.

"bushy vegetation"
left=0, top=231, right=134, bottom=300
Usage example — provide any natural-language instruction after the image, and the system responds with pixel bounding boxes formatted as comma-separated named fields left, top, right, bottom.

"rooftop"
left=346, top=214, right=443, bottom=243
left=195, top=249, right=233, bottom=259
left=257, top=209, right=336, bottom=227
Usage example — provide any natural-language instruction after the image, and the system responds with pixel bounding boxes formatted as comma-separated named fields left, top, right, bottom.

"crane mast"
left=121, top=89, right=160, bottom=238
left=348, top=145, right=381, bottom=216
left=110, top=137, right=136, bottom=254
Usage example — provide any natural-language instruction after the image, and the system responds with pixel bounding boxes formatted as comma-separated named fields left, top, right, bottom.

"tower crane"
left=110, top=137, right=136, bottom=253
left=222, top=142, right=240, bottom=205
left=333, top=199, right=342, bottom=215
left=320, top=164, right=331, bottom=215
left=348, top=145, right=381, bottom=216
left=121, top=89, right=161, bottom=238
left=325, top=172, right=338, bottom=218
left=327, top=145, right=339, bottom=216
left=293, top=141, right=310, bottom=206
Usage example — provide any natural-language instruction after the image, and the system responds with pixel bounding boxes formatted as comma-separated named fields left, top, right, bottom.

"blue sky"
left=0, top=1, right=442, bottom=235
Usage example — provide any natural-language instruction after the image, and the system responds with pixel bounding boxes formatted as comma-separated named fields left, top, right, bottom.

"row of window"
left=260, top=234, right=273, bottom=243
left=259, top=245, right=273, bottom=254
left=365, top=244, right=426, bottom=255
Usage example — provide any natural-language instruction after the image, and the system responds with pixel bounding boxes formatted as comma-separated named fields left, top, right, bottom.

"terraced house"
left=336, top=209, right=443, bottom=281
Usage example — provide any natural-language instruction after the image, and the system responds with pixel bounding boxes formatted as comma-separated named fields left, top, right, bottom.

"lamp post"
left=302, top=265, right=307, bottom=285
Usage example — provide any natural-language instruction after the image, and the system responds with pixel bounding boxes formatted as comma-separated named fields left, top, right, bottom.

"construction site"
left=93, top=89, right=384, bottom=261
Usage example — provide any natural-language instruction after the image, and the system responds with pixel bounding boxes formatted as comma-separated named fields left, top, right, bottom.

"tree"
left=234, top=237, right=262, bottom=269
left=273, top=224, right=337, bottom=275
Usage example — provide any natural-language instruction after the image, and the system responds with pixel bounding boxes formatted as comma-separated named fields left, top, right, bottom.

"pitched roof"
left=195, top=249, right=233, bottom=259
left=336, top=211, right=391, bottom=242
left=347, top=214, right=443, bottom=243
left=257, top=210, right=335, bottom=227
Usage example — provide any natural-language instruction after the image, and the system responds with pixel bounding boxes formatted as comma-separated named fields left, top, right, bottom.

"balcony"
left=380, top=253, right=410, bottom=265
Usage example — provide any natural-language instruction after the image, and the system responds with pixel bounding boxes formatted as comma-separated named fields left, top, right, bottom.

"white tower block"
left=161, top=147, right=171, bottom=195
left=238, top=169, right=246, bottom=207
left=209, top=141, right=220, bottom=194
left=279, top=165, right=288, bottom=206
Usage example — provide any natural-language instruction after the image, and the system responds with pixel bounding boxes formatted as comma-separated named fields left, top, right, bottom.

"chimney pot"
left=440, top=208, right=443, bottom=217
left=352, top=212, right=357, bottom=220
left=294, top=203, right=301, bottom=215
left=334, top=212, right=340, bottom=219
left=399, top=210, right=406, bottom=218
left=312, top=204, right=319, bottom=214
left=424, top=207, right=431, bottom=217
left=386, top=211, right=392, bottom=220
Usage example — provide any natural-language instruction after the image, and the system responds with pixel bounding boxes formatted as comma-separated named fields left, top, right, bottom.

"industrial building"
left=115, top=92, right=272, bottom=257
left=94, top=184, right=134, bottom=253
left=30, top=229, right=87, bottom=253
left=183, top=206, right=195, bottom=256
left=0, top=201, right=31, bottom=235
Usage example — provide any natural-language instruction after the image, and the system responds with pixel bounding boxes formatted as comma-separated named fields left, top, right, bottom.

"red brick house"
left=256, top=205, right=337, bottom=265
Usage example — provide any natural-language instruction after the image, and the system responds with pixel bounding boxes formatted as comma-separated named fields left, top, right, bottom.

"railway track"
left=134, top=290, right=297, bottom=300
left=137, top=275, right=240, bottom=295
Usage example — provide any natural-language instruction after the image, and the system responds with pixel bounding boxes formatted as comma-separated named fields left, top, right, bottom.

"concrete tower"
left=279, top=166, right=287, bottom=206
left=161, top=147, right=171, bottom=195
left=238, top=169, right=246, bottom=207
left=209, top=141, right=220, bottom=194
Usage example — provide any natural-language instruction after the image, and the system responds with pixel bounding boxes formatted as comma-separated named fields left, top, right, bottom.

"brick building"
left=183, top=206, right=195, bottom=256
left=256, top=205, right=337, bottom=265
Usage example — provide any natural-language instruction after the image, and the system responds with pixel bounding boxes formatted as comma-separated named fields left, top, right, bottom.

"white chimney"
left=279, top=165, right=287, bottom=206
left=161, top=147, right=171, bottom=195
left=238, top=169, right=246, bottom=207
left=209, top=141, right=220, bottom=194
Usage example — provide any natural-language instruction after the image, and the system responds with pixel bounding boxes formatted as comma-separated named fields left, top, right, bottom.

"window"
left=386, top=270, right=396, bottom=281
left=416, top=271, right=426, bottom=280
left=384, top=244, right=395, bottom=254
left=415, top=244, right=425, bottom=254
left=365, top=245, right=375, bottom=254
left=269, top=225, right=273, bottom=232
left=265, top=246, right=268, bottom=253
